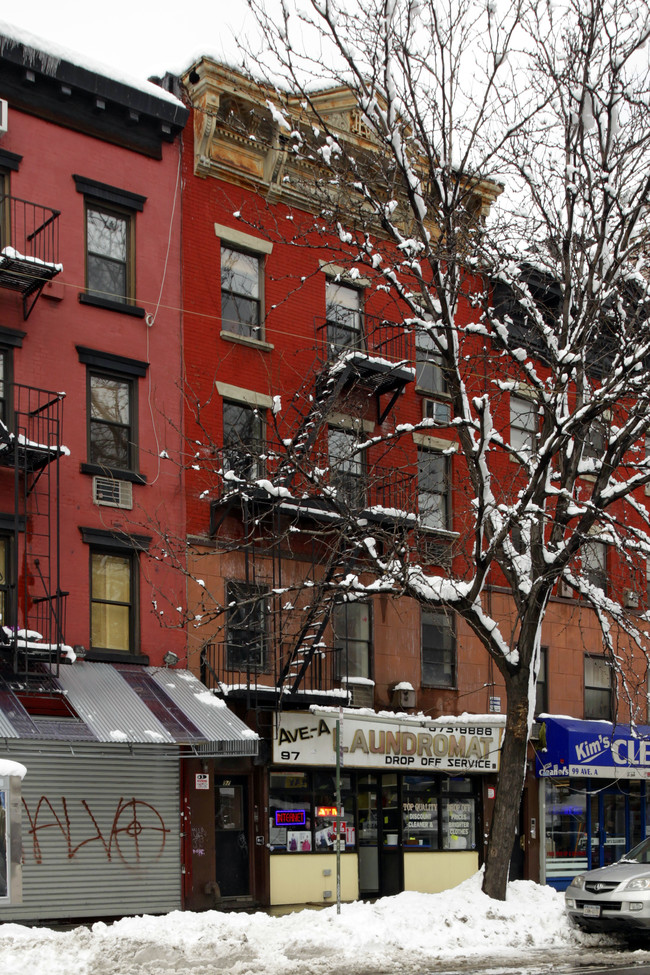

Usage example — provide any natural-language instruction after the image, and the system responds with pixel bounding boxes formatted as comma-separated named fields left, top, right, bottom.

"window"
left=86, top=204, right=132, bottom=304
left=78, top=347, right=148, bottom=479
left=221, top=246, right=262, bottom=340
left=223, top=400, right=265, bottom=482
left=269, top=770, right=356, bottom=853
left=402, top=776, right=476, bottom=851
left=535, top=646, right=548, bottom=715
left=332, top=601, right=371, bottom=679
left=74, top=175, right=145, bottom=315
left=582, top=539, right=607, bottom=592
left=510, top=395, right=538, bottom=456
left=418, top=449, right=450, bottom=531
left=582, top=418, right=607, bottom=466
left=226, top=580, right=268, bottom=671
left=416, top=330, right=451, bottom=417
left=90, top=549, right=135, bottom=653
left=326, top=280, right=363, bottom=354
left=421, top=608, right=456, bottom=687
left=328, top=427, right=366, bottom=508
left=584, top=654, right=612, bottom=720
left=89, top=372, right=135, bottom=472
left=0, top=149, right=21, bottom=252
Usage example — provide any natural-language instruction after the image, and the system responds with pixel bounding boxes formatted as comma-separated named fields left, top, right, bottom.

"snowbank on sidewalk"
left=0, top=872, right=612, bottom=975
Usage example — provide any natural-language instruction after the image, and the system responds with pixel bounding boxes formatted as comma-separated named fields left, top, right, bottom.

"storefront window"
left=269, top=770, right=356, bottom=853
left=544, top=780, right=588, bottom=880
left=314, top=771, right=356, bottom=849
left=269, top=772, right=312, bottom=852
left=402, top=776, right=475, bottom=851
left=403, top=775, right=438, bottom=849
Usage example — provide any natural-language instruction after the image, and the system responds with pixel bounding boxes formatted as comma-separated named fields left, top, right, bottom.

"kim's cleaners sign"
left=537, top=717, right=650, bottom=779
left=273, top=712, right=503, bottom=773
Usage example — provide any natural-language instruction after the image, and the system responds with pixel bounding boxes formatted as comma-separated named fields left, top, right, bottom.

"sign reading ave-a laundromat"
left=273, top=712, right=503, bottom=772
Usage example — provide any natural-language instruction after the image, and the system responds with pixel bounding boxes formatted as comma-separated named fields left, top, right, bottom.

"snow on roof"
left=0, top=20, right=183, bottom=108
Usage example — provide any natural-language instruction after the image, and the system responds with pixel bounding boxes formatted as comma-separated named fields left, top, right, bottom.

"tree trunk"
left=482, top=668, right=531, bottom=900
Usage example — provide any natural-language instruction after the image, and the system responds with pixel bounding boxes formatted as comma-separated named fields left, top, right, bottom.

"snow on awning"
left=536, top=715, right=650, bottom=780
left=0, top=661, right=258, bottom=757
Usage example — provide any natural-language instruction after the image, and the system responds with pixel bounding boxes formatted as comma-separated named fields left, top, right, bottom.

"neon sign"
left=275, top=809, right=306, bottom=826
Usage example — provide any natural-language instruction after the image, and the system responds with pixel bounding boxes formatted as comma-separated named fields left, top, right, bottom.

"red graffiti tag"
left=22, top=796, right=170, bottom=868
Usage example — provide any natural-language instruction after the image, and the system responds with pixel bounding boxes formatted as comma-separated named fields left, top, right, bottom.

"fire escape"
left=201, top=311, right=415, bottom=710
left=0, top=196, right=66, bottom=684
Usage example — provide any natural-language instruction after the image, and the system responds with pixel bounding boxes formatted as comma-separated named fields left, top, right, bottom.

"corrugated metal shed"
left=0, top=662, right=258, bottom=757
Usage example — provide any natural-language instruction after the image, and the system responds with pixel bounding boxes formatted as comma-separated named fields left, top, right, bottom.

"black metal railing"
left=0, top=195, right=61, bottom=273
left=316, top=311, right=413, bottom=367
left=201, top=638, right=345, bottom=700
left=209, top=443, right=416, bottom=516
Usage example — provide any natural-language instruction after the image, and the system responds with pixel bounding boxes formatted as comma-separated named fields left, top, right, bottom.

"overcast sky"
left=1, top=0, right=265, bottom=83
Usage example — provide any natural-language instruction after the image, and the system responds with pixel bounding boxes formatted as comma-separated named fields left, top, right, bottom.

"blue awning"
left=536, top=715, right=650, bottom=780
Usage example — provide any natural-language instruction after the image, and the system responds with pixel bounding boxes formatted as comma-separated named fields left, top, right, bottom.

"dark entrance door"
left=357, top=773, right=403, bottom=897
left=214, top=776, right=250, bottom=897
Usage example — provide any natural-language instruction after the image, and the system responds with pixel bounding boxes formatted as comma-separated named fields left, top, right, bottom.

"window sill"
left=418, top=527, right=459, bottom=539
left=80, top=463, right=147, bottom=484
left=85, top=649, right=149, bottom=665
left=79, top=292, right=146, bottom=318
left=415, top=387, right=451, bottom=400
left=421, top=682, right=457, bottom=690
left=220, top=330, right=274, bottom=352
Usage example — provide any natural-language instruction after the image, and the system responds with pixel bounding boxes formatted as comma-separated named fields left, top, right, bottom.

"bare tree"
left=163, top=0, right=650, bottom=901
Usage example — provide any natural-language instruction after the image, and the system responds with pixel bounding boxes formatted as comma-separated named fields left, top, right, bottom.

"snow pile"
left=0, top=873, right=613, bottom=975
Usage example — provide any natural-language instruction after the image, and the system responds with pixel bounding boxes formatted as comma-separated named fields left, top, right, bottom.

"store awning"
left=0, top=661, right=258, bottom=757
left=536, top=715, right=650, bottom=780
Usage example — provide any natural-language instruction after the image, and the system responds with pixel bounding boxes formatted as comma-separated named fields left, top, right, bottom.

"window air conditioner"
left=624, top=588, right=640, bottom=609
left=0, top=100, right=7, bottom=137
left=391, top=685, right=416, bottom=710
left=93, top=475, right=133, bottom=510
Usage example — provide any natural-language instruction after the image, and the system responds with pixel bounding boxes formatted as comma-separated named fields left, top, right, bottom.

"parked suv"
left=565, top=837, right=650, bottom=931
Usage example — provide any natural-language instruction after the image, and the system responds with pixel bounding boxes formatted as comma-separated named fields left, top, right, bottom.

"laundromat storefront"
left=269, top=711, right=504, bottom=905
left=537, top=716, right=650, bottom=890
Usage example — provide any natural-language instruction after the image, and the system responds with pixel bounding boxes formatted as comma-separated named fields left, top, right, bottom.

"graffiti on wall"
left=22, top=796, right=170, bottom=868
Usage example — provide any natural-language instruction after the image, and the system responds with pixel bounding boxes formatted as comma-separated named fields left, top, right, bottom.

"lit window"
left=90, top=549, right=135, bottom=653
left=221, top=246, right=262, bottom=339
left=326, top=281, right=362, bottom=354
left=584, top=655, right=611, bottom=720
left=418, top=449, right=450, bottom=531
left=332, top=601, right=371, bottom=679
left=421, top=609, right=455, bottom=687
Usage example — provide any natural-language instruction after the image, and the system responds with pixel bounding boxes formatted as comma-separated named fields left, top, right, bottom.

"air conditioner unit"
left=624, top=588, right=640, bottom=609
left=345, top=680, right=375, bottom=708
left=391, top=685, right=416, bottom=710
left=93, top=476, right=133, bottom=510
left=0, top=100, right=7, bottom=137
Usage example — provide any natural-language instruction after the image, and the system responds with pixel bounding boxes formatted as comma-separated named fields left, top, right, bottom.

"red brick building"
left=177, top=58, right=650, bottom=910
left=0, top=30, right=258, bottom=923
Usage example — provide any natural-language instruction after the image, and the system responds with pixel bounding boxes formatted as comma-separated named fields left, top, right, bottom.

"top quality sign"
left=273, top=712, right=502, bottom=773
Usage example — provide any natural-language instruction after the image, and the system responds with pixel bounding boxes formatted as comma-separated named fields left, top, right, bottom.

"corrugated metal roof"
left=0, top=662, right=258, bottom=756
left=147, top=667, right=259, bottom=756
left=54, top=662, right=176, bottom=745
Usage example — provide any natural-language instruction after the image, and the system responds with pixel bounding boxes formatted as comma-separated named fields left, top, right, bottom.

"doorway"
left=357, top=773, right=403, bottom=897
left=214, top=776, right=250, bottom=897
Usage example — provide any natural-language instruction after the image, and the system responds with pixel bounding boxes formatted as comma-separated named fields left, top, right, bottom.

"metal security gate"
left=0, top=741, right=181, bottom=921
